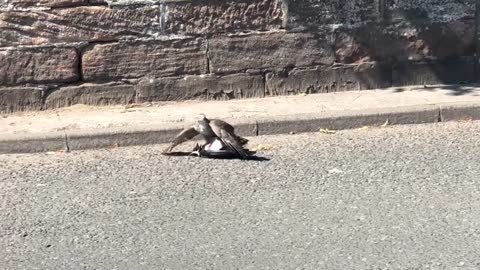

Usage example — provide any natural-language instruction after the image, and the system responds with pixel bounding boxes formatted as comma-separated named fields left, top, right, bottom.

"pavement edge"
left=1, top=102, right=480, bottom=154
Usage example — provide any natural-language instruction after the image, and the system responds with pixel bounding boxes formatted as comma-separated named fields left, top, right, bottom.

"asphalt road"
left=1, top=121, right=480, bottom=269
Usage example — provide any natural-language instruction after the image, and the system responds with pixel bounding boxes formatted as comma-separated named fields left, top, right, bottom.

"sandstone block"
left=82, top=38, right=208, bottom=81
left=165, top=0, right=284, bottom=35
left=136, top=74, right=264, bottom=102
left=0, top=87, right=44, bottom=113
left=0, top=47, right=79, bottom=85
left=0, top=0, right=87, bottom=8
left=392, top=58, right=475, bottom=86
left=334, top=19, right=475, bottom=63
left=208, top=32, right=334, bottom=74
left=45, top=83, right=135, bottom=109
left=0, top=6, right=159, bottom=46
left=386, top=0, right=475, bottom=22
left=266, top=63, right=391, bottom=95
left=287, top=0, right=381, bottom=32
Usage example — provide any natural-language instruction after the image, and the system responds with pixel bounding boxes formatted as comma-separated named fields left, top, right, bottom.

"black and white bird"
left=163, top=114, right=250, bottom=159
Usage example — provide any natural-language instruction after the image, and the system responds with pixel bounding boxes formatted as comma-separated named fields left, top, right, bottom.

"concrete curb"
left=1, top=102, right=479, bottom=154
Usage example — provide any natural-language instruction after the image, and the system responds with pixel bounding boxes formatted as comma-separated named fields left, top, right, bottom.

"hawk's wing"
left=211, top=119, right=249, bottom=145
left=210, top=120, right=249, bottom=159
left=163, top=126, right=199, bottom=153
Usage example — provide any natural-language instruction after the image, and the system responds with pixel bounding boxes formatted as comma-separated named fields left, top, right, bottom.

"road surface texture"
left=1, top=121, right=480, bottom=269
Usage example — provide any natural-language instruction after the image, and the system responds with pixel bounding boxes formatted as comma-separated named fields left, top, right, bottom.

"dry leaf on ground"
left=381, top=119, right=389, bottom=128
left=359, top=125, right=372, bottom=130
left=319, top=128, right=336, bottom=134
left=252, top=144, right=273, bottom=151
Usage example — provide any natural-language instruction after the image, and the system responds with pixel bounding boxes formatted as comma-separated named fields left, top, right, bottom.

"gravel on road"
left=1, top=121, right=480, bottom=269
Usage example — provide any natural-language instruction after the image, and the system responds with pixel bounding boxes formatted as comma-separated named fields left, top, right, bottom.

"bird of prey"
left=163, top=114, right=250, bottom=159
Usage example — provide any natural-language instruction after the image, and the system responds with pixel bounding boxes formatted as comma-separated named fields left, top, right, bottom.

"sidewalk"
left=2, top=84, right=480, bottom=154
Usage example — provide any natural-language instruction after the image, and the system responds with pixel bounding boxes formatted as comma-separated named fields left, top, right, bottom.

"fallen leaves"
left=458, top=118, right=473, bottom=123
left=318, top=119, right=389, bottom=134
left=109, top=143, right=120, bottom=149
left=319, top=128, right=336, bottom=134
left=381, top=119, right=389, bottom=128
left=125, top=103, right=152, bottom=109
left=46, top=149, right=69, bottom=155
left=359, top=119, right=390, bottom=130
left=120, top=103, right=153, bottom=113
left=252, top=144, right=273, bottom=151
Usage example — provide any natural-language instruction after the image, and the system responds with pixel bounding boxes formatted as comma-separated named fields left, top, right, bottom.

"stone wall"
left=0, top=0, right=477, bottom=112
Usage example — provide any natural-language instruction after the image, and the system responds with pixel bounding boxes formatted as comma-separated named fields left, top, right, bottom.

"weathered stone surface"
left=0, top=47, right=79, bottom=85
left=82, top=38, right=207, bottom=82
left=0, top=6, right=159, bottom=47
left=335, top=31, right=373, bottom=63
left=386, top=0, right=475, bottom=23
left=104, top=0, right=228, bottom=6
left=392, top=58, right=475, bottom=86
left=165, top=0, right=284, bottom=35
left=335, top=19, right=475, bottom=63
left=45, top=83, right=135, bottom=108
left=208, top=32, right=334, bottom=74
left=266, top=63, right=391, bottom=95
left=287, top=0, right=381, bottom=32
left=104, top=0, right=160, bottom=5
left=0, top=0, right=87, bottom=8
left=136, top=74, right=264, bottom=102
left=0, top=87, right=44, bottom=113
left=88, top=0, right=107, bottom=5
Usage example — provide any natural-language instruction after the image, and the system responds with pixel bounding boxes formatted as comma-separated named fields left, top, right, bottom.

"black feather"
left=236, top=136, right=249, bottom=146
left=220, top=132, right=249, bottom=159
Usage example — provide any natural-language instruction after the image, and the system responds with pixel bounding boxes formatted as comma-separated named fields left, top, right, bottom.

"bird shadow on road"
left=162, top=151, right=270, bottom=161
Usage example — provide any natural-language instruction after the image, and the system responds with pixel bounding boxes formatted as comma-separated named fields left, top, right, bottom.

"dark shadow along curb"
left=1, top=102, right=479, bottom=154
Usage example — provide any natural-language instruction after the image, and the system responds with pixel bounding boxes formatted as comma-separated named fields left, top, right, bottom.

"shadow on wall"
left=285, top=0, right=478, bottom=96
left=392, top=84, right=480, bottom=96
